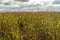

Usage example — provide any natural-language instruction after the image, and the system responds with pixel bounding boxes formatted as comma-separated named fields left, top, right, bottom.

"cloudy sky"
left=0, top=0, right=60, bottom=12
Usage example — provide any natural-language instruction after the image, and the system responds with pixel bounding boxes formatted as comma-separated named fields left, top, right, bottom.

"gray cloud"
left=0, top=0, right=12, bottom=5
left=0, top=0, right=2, bottom=3
left=52, top=0, right=60, bottom=4
left=3, top=2, right=11, bottom=5
left=0, top=0, right=60, bottom=12
left=15, top=0, right=29, bottom=2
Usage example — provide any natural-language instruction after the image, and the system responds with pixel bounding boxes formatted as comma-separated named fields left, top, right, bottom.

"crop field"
left=0, top=12, right=60, bottom=40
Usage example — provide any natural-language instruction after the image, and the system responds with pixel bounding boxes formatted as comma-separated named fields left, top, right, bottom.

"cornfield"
left=0, top=12, right=60, bottom=40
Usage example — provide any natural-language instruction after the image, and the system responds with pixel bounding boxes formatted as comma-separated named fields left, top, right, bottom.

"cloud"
left=3, top=2, right=11, bottom=5
left=0, top=0, right=13, bottom=5
left=0, top=0, right=60, bottom=12
left=15, top=0, right=29, bottom=2
left=52, top=0, right=60, bottom=4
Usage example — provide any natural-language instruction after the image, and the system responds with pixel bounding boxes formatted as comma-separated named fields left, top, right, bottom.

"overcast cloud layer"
left=0, top=0, right=60, bottom=12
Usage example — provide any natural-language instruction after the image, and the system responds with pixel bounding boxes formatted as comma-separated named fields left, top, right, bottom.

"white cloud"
left=0, top=0, right=60, bottom=12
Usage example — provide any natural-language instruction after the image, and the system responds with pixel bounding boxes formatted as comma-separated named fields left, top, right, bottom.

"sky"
left=0, top=0, right=60, bottom=12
